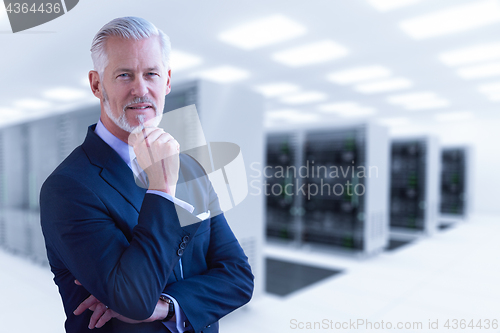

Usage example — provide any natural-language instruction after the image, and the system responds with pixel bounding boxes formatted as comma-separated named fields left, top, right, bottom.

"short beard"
left=102, top=86, right=162, bottom=132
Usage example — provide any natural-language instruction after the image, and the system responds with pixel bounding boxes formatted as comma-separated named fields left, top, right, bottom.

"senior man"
left=40, top=16, right=253, bottom=333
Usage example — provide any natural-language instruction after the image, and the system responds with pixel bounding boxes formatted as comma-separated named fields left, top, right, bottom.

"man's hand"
left=74, top=280, right=172, bottom=329
left=128, top=123, right=180, bottom=196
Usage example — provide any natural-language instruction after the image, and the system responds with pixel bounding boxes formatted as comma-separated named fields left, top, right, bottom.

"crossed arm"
left=71, top=211, right=254, bottom=331
left=73, top=280, right=172, bottom=329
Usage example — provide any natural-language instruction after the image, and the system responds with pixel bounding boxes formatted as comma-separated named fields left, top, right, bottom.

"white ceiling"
left=1, top=0, right=500, bottom=128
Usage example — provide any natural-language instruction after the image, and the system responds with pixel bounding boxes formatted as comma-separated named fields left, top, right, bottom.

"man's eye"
left=118, top=73, right=130, bottom=78
left=147, top=72, right=159, bottom=76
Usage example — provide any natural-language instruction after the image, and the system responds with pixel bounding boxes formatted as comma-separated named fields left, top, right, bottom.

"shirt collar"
left=94, top=119, right=136, bottom=166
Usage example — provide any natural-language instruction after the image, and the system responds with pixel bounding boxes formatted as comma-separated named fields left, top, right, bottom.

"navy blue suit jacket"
left=40, top=125, right=254, bottom=333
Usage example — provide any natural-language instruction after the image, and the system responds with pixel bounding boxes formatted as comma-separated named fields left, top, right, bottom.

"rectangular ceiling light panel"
left=170, top=50, right=203, bottom=72
left=367, top=0, right=423, bottom=12
left=387, top=91, right=449, bottom=110
left=13, top=98, right=52, bottom=110
left=478, top=82, right=500, bottom=93
left=254, top=82, right=300, bottom=97
left=439, top=42, right=500, bottom=67
left=272, top=40, right=349, bottom=67
left=477, top=82, right=500, bottom=100
left=405, top=99, right=450, bottom=110
left=487, top=92, right=500, bottom=101
left=42, top=87, right=89, bottom=102
left=327, top=65, right=392, bottom=85
left=318, top=102, right=376, bottom=117
left=377, top=117, right=411, bottom=126
left=457, top=61, right=500, bottom=79
left=400, top=0, right=500, bottom=39
left=337, top=107, right=376, bottom=117
left=196, top=66, right=250, bottom=83
left=318, top=102, right=360, bottom=113
left=355, top=78, right=412, bottom=93
left=267, top=109, right=299, bottom=119
left=387, top=92, right=438, bottom=104
left=218, top=15, right=306, bottom=50
left=267, top=109, right=319, bottom=123
left=280, top=91, right=327, bottom=104
left=435, top=111, right=474, bottom=122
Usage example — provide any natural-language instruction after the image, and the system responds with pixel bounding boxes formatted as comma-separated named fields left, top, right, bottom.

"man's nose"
left=131, top=77, right=148, bottom=97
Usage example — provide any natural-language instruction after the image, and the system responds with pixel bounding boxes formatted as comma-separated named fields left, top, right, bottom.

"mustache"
left=123, top=97, right=157, bottom=111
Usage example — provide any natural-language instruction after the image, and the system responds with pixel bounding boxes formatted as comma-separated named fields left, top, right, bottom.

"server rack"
left=266, top=122, right=390, bottom=255
left=0, top=106, right=101, bottom=264
left=303, top=129, right=366, bottom=250
left=0, top=124, right=35, bottom=260
left=440, top=147, right=470, bottom=220
left=265, top=133, right=300, bottom=242
left=389, top=137, right=439, bottom=235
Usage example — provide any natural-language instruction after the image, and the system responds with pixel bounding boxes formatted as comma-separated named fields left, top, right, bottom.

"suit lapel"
left=82, top=125, right=146, bottom=213
left=99, top=165, right=147, bottom=214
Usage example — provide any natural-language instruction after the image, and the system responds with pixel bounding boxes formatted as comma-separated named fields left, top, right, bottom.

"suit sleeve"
left=162, top=175, right=254, bottom=333
left=40, top=174, right=201, bottom=320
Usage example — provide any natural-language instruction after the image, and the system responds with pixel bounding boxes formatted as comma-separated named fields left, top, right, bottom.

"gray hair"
left=90, top=17, right=171, bottom=77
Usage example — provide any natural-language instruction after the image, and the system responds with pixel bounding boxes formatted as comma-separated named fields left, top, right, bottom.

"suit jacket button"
left=183, top=235, right=190, bottom=242
left=179, top=241, right=186, bottom=249
left=177, top=249, right=184, bottom=256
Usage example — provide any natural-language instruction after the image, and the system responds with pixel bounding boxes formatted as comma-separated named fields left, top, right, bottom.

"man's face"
left=93, top=36, right=171, bottom=136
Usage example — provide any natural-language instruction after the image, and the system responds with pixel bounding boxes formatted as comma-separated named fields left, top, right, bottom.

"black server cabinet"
left=265, top=134, right=298, bottom=241
left=0, top=106, right=101, bottom=264
left=390, top=141, right=427, bottom=231
left=440, top=148, right=467, bottom=216
left=302, top=129, right=366, bottom=250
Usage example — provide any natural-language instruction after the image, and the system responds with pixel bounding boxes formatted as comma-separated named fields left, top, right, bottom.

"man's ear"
left=89, top=71, right=103, bottom=99
left=165, top=68, right=171, bottom=95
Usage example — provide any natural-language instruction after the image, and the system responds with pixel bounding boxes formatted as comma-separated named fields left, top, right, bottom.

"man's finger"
left=73, top=295, right=99, bottom=316
left=155, top=132, right=176, bottom=144
left=128, top=127, right=161, bottom=146
left=142, top=128, right=166, bottom=147
left=129, top=128, right=164, bottom=154
left=134, top=130, right=175, bottom=167
left=88, top=303, right=108, bottom=329
left=95, top=309, right=115, bottom=328
left=74, top=279, right=82, bottom=286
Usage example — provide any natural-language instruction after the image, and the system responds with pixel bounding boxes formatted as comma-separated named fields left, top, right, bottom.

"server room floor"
left=1, top=214, right=499, bottom=333
left=222, top=214, right=500, bottom=333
